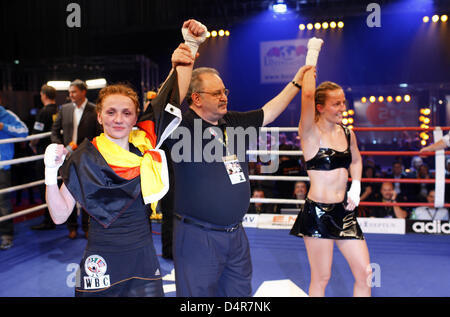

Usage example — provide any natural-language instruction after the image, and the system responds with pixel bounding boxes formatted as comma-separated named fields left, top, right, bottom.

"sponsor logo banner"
left=242, top=214, right=260, bottom=228
left=406, top=220, right=450, bottom=235
left=357, top=217, right=405, bottom=234
left=248, top=214, right=297, bottom=230
left=260, top=39, right=308, bottom=84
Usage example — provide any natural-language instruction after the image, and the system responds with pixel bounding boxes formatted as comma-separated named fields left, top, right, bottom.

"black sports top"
left=305, top=125, right=352, bottom=171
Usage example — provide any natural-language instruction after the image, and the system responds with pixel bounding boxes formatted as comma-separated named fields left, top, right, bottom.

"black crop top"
left=305, top=125, right=352, bottom=171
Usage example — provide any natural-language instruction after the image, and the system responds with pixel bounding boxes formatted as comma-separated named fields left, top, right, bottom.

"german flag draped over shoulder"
left=60, top=70, right=182, bottom=228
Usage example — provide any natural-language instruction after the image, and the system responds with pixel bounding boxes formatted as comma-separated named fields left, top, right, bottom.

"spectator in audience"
left=274, top=143, right=305, bottom=199
left=360, top=165, right=378, bottom=202
left=386, top=161, right=410, bottom=202
left=357, top=165, right=378, bottom=217
left=0, top=99, right=29, bottom=250
left=409, top=156, right=423, bottom=177
left=247, top=188, right=275, bottom=214
left=411, top=189, right=449, bottom=221
left=369, top=182, right=408, bottom=218
left=277, top=180, right=309, bottom=213
left=364, top=156, right=382, bottom=177
left=410, top=164, right=432, bottom=202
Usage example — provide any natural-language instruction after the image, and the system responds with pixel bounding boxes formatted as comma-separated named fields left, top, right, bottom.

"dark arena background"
left=0, top=0, right=449, bottom=305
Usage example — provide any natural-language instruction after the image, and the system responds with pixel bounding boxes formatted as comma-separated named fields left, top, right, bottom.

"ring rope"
left=0, top=204, right=48, bottom=223
left=259, top=126, right=450, bottom=132
left=2, top=127, right=449, bottom=222
left=0, top=154, right=45, bottom=167
left=249, top=175, right=450, bottom=184
left=0, top=132, right=51, bottom=145
left=249, top=198, right=450, bottom=208
left=246, top=150, right=450, bottom=156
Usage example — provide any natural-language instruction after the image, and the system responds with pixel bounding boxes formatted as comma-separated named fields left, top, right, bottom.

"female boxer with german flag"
left=44, top=19, right=207, bottom=297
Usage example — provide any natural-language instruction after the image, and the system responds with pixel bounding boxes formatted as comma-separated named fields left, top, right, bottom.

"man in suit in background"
left=51, top=79, right=101, bottom=239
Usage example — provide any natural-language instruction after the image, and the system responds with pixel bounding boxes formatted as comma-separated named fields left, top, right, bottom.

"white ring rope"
left=249, top=175, right=309, bottom=182
left=0, top=204, right=48, bottom=223
left=247, top=150, right=303, bottom=156
left=0, top=132, right=51, bottom=145
left=260, top=127, right=297, bottom=132
left=0, top=133, right=51, bottom=223
left=0, top=154, right=45, bottom=167
left=250, top=198, right=305, bottom=205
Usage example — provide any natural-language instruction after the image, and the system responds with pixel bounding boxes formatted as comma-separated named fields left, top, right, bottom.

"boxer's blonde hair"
left=314, top=81, right=343, bottom=120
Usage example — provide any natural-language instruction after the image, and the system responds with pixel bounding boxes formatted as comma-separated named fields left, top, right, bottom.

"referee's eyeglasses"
left=196, top=88, right=229, bottom=99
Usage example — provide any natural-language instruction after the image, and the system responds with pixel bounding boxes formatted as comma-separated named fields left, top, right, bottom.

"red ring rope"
left=353, top=126, right=450, bottom=132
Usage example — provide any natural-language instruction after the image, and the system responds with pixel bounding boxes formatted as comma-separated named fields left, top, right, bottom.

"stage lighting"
left=206, top=31, right=211, bottom=38
left=369, top=96, right=376, bottom=103
left=330, top=21, right=336, bottom=29
left=342, top=118, right=348, bottom=125
left=225, top=30, right=230, bottom=36
left=361, top=97, right=367, bottom=103
left=218, top=30, right=225, bottom=37
left=387, top=96, right=393, bottom=102
left=299, top=24, right=305, bottom=30
left=348, top=109, right=355, bottom=116
left=343, top=111, right=348, bottom=117
left=337, top=21, right=344, bottom=28
left=441, top=15, right=448, bottom=22
left=47, top=81, right=71, bottom=91
left=307, top=23, right=313, bottom=30
left=423, top=16, right=429, bottom=23
left=348, top=118, right=354, bottom=124
left=86, top=78, right=107, bottom=89
left=322, top=22, right=329, bottom=29
left=404, top=94, right=411, bottom=102
left=432, top=15, right=439, bottom=22
left=211, top=30, right=217, bottom=37
left=314, top=22, right=321, bottom=30
left=395, top=95, right=402, bottom=102
left=423, top=108, right=431, bottom=116
left=272, top=0, right=287, bottom=14
left=378, top=96, right=384, bottom=102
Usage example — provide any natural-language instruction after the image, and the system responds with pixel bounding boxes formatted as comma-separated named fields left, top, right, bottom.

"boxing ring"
left=0, top=127, right=449, bottom=297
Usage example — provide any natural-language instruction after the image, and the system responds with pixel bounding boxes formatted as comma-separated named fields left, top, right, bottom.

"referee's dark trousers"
left=173, top=214, right=252, bottom=297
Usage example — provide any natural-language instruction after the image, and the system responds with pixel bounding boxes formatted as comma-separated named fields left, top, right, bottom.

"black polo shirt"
left=165, top=108, right=264, bottom=225
left=32, top=104, right=58, bottom=153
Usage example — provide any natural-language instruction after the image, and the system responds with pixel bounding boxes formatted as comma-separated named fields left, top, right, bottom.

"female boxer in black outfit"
left=290, top=65, right=372, bottom=296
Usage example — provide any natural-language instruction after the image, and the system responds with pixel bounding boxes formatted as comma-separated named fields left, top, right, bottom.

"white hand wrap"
left=305, top=37, right=324, bottom=66
left=182, top=24, right=207, bottom=57
left=347, top=180, right=361, bottom=206
left=443, top=133, right=450, bottom=148
left=44, top=144, right=65, bottom=185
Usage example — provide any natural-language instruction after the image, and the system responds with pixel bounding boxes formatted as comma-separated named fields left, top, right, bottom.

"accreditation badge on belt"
left=222, top=154, right=246, bottom=185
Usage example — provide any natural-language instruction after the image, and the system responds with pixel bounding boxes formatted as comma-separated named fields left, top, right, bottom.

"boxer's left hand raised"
left=181, top=19, right=208, bottom=57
